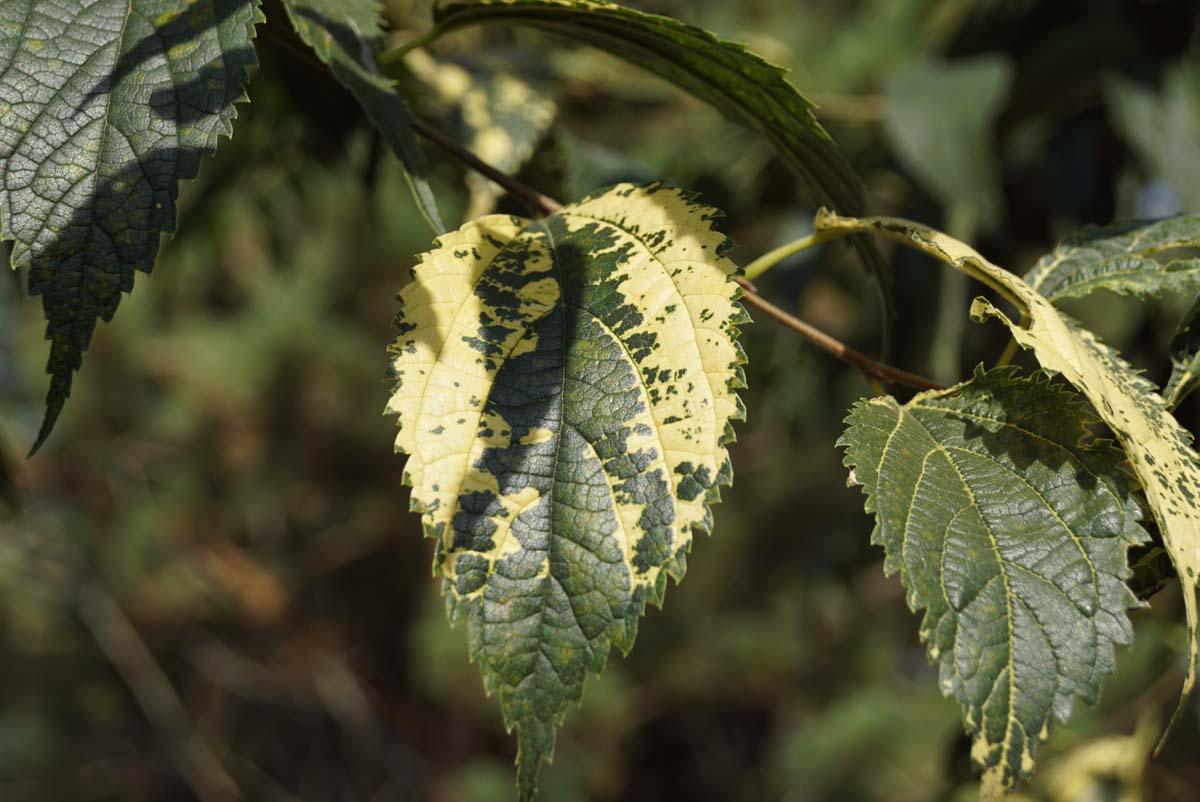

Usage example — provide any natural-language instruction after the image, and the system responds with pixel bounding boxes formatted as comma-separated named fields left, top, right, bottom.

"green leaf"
left=404, top=49, right=556, bottom=219
left=1166, top=295, right=1200, bottom=409
left=1128, top=540, right=1176, bottom=602
left=1106, top=65, right=1200, bottom=213
left=421, top=0, right=894, bottom=334
left=280, top=0, right=444, bottom=232
left=883, top=56, right=1013, bottom=233
left=387, top=183, right=745, bottom=800
left=841, top=367, right=1144, bottom=795
left=0, top=0, right=262, bottom=452
left=1025, top=216, right=1200, bottom=303
left=815, top=210, right=1200, bottom=754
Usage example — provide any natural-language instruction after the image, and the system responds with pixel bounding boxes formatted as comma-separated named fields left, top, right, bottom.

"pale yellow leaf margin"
left=815, top=209, right=1200, bottom=795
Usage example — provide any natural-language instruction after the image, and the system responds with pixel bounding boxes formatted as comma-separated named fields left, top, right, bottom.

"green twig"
left=379, top=25, right=445, bottom=69
left=995, top=313, right=1029, bottom=367
left=743, top=229, right=842, bottom=281
left=734, top=278, right=944, bottom=392
left=929, top=205, right=975, bottom=385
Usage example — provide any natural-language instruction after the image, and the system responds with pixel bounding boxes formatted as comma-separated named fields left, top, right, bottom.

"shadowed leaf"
left=0, top=0, right=262, bottom=451
left=422, top=0, right=893, bottom=335
left=280, top=0, right=444, bottom=231
left=817, top=210, right=1200, bottom=784
left=387, top=183, right=745, bottom=800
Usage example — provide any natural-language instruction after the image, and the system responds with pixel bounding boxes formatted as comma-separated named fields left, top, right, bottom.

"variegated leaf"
left=1025, top=215, right=1200, bottom=303
left=420, top=0, right=894, bottom=330
left=404, top=49, right=556, bottom=219
left=842, top=368, right=1144, bottom=796
left=387, top=183, right=746, bottom=801
left=816, top=209, right=1200, bottom=795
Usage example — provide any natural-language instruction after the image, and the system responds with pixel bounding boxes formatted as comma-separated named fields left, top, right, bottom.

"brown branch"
left=733, top=278, right=945, bottom=392
left=409, top=117, right=563, bottom=217
left=412, top=124, right=941, bottom=391
left=257, top=31, right=937, bottom=391
left=78, top=584, right=243, bottom=802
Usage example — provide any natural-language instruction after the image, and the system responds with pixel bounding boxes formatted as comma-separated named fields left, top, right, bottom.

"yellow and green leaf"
left=842, top=368, right=1145, bottom=796
left=387, top=183, right=746, bottom=800
left=404, top=49, right=556, bottom=219
left=1025, top=215, right=1200, bottom=303
left=411, top=0, right=894, bottom=333
left=817, top=209, right=1200, bottom=793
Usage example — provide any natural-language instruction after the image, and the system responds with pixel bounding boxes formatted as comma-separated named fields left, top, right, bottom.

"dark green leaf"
left=280, top=0, right=444, bottom=231
left=1167, top=294, right=1200, bottom=409
left=0, top=0, right=262, bottom=451
left=841, top=368, right=1145, bottom=795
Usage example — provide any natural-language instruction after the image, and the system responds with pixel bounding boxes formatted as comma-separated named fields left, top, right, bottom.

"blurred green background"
left=4, top=1, right=1200, bottom=800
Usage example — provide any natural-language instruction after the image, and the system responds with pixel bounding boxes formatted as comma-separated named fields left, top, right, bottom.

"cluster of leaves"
left=5, top=0, right=1200, bottom=800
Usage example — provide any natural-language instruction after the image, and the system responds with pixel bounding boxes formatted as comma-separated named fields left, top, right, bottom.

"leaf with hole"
left=387, top=182, right=746, bottom=800
left=0, top=0, right=261, bottom=451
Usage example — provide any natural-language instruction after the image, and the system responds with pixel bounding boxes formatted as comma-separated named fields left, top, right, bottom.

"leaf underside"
left=280, top=0, right=444, bottom=232
left=1025, top=214, right=1200, bottom=303
left=816, top=210, right=1200, bottom=753
left=429, top=0, right=894, bottom=332
left=0, top=0, right=262, bottom=451
left=842, top=368, right=1144, bottom=795
left=387, top=183, right=746, bottom=800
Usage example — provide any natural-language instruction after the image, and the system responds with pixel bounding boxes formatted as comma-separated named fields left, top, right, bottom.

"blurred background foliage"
left=3, top=0, right=1200, bottom=800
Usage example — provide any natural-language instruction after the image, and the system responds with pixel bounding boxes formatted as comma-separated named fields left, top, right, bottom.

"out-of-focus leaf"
left=387, top=183, right=746, bottom=800
left=0, top=0, right=262, bottom=451
left=842, top=367, right=1144, bottom=795
left=422, top=0, right=894, bottom=333
left=428, top=0, right=859, bottom=212
left=280, top=0, right=444, bottom=231
left=1039, top=718, right=1155, bottom=802
left=1106, top=65, right=1200, bottom=213
left=404, top=49, right=556, bottom=218
left=883, top=56, right=1013, bottom=232
left=1025, top=215, right=1200, bottom=303
left=556, top=130, right=654, bottom=199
